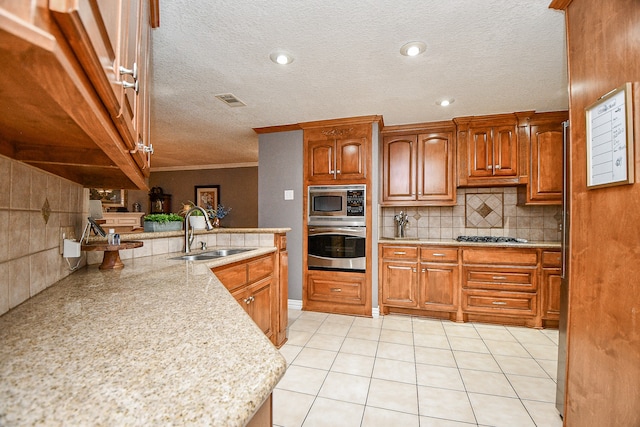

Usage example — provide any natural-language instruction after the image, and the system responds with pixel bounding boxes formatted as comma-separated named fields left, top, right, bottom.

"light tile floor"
left=274, top=309, right=562, bottom=427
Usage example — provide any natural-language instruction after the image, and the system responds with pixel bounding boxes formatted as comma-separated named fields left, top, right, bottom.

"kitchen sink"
left=171, top=248, right=255, bottom=261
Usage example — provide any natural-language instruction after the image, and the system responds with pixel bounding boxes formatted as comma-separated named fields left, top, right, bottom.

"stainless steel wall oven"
left=307, top=226, right=366, bottom=272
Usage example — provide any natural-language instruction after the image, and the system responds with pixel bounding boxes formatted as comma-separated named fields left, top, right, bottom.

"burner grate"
left=456, top=236, right=528, bottom=243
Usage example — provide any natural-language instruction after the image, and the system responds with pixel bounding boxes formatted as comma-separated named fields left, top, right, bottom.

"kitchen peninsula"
left=0, top=230, right=290, bottom=426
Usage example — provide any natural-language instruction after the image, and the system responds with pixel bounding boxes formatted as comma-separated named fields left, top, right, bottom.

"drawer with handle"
left=541, top=250, right=562, bottom=268
left=462, top=266, right=537, bottom=292
left=462, top=289, right=537, bottom=316
left=381, top=245, right=418, bottom=260
left=420, top=247, right=458, bottom=263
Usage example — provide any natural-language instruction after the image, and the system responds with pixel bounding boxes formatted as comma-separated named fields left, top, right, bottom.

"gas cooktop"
left=456, top=236, right=528, bottom=243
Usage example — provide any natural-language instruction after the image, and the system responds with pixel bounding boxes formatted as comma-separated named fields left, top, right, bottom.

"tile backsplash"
left=0, top=154, right=86, bottom=316
left=381, top=187, right=561, bottom=242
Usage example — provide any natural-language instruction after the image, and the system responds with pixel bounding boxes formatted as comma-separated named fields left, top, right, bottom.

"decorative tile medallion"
left=41, top=198, right=51, bottom=224
left=465, top=193, right=504, bottom=228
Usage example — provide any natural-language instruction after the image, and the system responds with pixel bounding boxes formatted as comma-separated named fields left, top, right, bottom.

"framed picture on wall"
left=195, top=185, right=220, bottom=210
left=89, top=189, right=127, bottom=209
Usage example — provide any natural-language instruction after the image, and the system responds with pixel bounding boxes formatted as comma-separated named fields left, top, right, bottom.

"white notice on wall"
left=586, top=84, right=633, bottom=188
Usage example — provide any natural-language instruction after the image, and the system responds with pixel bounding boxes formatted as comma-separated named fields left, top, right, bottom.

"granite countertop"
left=0, top=248, right=286, bottom=426
left=378, top=237, right=561, bottom=249
left=91, top=227, right=292, bottom=241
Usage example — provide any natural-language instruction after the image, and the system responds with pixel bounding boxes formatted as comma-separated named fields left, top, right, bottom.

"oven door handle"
left=308, top=227, right=366, bottom=237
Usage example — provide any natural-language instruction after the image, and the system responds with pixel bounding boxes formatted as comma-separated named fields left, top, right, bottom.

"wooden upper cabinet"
left=381, top=122, right=455, bottom=205
left=518, top=111, right=568, bottom=205
left=456, top=114, right=520, bottom=186
left=382, top=135, right=416, bottom=202
left=304, top=121, right=371, bottom=184
left=50, top=0, right=152, bottom=173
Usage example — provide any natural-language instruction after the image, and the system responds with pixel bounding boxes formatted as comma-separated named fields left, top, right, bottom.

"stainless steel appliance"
left=308, top=184, right=365, bottom=226
left=307, top=226, right=366, bottom=272
left=556, top=120, right=571, bottom=418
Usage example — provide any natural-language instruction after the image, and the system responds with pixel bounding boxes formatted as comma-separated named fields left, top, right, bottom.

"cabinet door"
left=248, top=278, right=273, bottom=338
left=529, top=123, right=563, bottom=203
left=419, top=263, right=458, bottom=311
left=417, top=132, right=455, bottom=203
left=382, top=135, right=417, bottom=202
left=336, top=138, right=367, bottom=180
left=380, top=261, right=418, bottom=308
left=542, top=268, right=561, bottom=320
left=492, top=125, right=518, bottom=177
left=467, top=126, right=493, bottom=179
left=307, top=139, right=335, bottom=181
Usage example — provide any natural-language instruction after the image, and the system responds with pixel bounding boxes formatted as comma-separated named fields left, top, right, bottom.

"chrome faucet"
left=184, top=206, right=213, bottom=253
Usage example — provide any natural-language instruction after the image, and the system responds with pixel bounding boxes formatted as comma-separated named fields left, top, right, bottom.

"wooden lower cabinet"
left=379, top=245, right=460, bottom=321
left=541, top=249, right=562, bottom=327
left=213, top=248, right=288, bottom=348
left=305, top=270, right=369, bottom=316
left=232, top=277, right=273, bottom=339
left=246, top=394, right=272, bottom=427
left=461, top=247, right=540, bottom=327
left=379, top=244, right=561, bottom=328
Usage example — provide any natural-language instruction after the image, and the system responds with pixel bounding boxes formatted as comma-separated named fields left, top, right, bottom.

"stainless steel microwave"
left=308, top=184, right=365, bottom=226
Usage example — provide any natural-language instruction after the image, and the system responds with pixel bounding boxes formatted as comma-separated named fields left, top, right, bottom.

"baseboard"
left=288, top=299, right=380, bottom=318
left=288, top=299, right=303, bottom=310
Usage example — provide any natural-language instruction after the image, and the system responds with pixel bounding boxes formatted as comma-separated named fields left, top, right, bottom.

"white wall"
left=258, top=130, right=304, bottom=300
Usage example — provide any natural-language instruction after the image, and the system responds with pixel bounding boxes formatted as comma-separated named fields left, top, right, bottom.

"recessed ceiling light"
left=400, top=41, right=426, bottom=57
left=269, top=51, right=294, bottom=65
left=437, top=98, right=455, bottom=106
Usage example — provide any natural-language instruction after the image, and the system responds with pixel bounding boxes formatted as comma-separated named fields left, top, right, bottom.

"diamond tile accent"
left=465, top=193, right=504, bottom=228
left=41, top=198, right=51, bottom=224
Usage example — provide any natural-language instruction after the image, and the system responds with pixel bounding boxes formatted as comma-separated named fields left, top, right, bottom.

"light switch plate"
left=284, top=190, right=294, bottom=200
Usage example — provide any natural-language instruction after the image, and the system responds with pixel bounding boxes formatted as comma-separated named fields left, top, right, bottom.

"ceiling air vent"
left=215, top=93, right=246, bottom=107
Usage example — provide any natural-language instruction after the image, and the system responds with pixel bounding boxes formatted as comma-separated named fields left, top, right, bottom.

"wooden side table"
left=81, top=241, right=143, bottom=270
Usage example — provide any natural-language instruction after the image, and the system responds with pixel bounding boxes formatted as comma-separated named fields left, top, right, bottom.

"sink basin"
left=171, top=248, right=255, bottom=261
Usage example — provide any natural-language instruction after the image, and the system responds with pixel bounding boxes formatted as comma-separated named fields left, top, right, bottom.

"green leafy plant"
left=143, top=213, right=184, bottom=223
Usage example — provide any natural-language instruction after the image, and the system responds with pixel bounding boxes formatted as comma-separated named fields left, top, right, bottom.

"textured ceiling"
left=150, top=0, right=567, bottom=170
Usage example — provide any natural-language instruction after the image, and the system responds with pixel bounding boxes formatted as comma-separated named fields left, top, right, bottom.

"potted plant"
left=179, top=201, right=208, bottom=230
left=206, top=204, right=231, bottom=227
left=143, top=213, right=184, bottom=232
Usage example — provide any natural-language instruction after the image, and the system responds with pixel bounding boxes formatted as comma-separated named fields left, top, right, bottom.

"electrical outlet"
left=59, top=226, right=77, bottom=255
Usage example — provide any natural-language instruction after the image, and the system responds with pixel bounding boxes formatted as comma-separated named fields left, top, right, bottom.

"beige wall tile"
left=9, top=211, right=30, bottom=259
left=11, top=161, right=31, bottom=210
left=0, top=157, right=10, bottom=209
left=9, top=257, right=30, bottom=309
left=0, top=210, right=8, bottom=262
left=30, top=251, right=48, bottom=296
left=30, top=211, right=47, bottom=253
left=0, top=262, right=8, bottom=315
left=30, top=170, right=47, bottom=210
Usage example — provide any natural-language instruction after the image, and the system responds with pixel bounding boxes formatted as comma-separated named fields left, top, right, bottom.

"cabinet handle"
left=394, top=251, right=406, bottom=255
left=244, top=297, right=251, bottom=304
left=412, top=268, right=417, bottom=273
left=122, top=80, right=139, bottom=94
left=329, top=170, right=335, bottom=174
left=432, top=253, right=446, bottom=257
left=492, top=301, right=507, bottom=305
left=421, top=268, right=426, bottom=273
left=495, top=165, right=501, bottom=170
left=492, top=276, right=507, bottom=281
left=487, top=165, right=493, bottom=170
left=336, top=170, right=341, bottom=174
left=119, top=63, right=138, bottom=80
left=330, top=288, right=342, bottom=292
